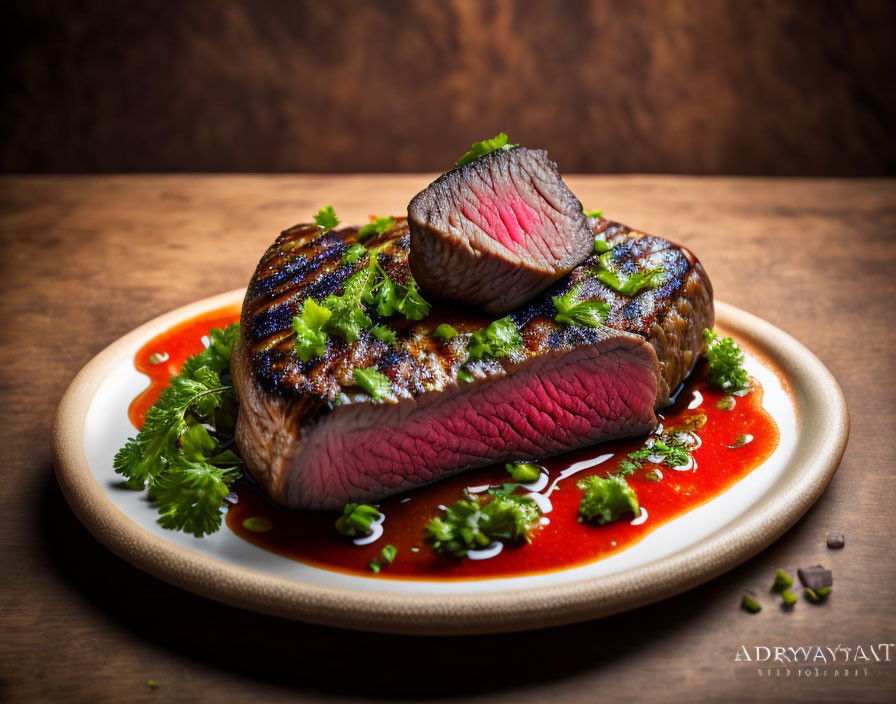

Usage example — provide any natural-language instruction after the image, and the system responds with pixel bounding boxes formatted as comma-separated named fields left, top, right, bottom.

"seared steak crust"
left=233, top=217, right=713, bottom=508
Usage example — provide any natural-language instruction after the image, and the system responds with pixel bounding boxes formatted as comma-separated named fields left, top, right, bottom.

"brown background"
left=3, top=0, right=896, bottom=175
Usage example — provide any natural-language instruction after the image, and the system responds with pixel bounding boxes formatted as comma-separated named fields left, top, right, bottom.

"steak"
left=232, top=218, right=713, bottom=510
left=408, top=147, right=593, bottom=314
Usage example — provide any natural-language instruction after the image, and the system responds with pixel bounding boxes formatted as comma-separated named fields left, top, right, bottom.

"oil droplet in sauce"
left=131, top=309, right=781, bottom=581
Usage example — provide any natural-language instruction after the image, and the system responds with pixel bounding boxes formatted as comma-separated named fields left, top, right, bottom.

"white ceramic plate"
left=53, top=290, right=848, bottom=634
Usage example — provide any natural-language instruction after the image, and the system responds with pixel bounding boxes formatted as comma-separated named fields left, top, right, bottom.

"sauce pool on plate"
left=130, top=309, right=780, bottom=581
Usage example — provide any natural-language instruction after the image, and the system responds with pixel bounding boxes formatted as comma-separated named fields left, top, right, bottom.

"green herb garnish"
left=353, top=367, right=393, bottom=400
left=576, top=474, right=639, bottom=525
left=313, top=205, right=340, bottom=229
left=703, top=329, right=750, bottom=393
left=553, top=284, right=610, bottom=328
left=371, top=325, right=396, bottom=345
left=584, top=208, right=604, bottom=219
left=593, top=238, right=611, bottom=254
left=505, top=462, right=541, bottom=483
left=357, top=216, right=395, bottom=242
left=772, top=569, right=793, bottom=593
left=369, top=544, right=397, bottom=573
left=467, top=316, right=521, bottom=360
left=242, top=516, right=273, bottom=533
left=292, top=298, right=332, bottom=361
left=781, top=590, right=799, bottom=606
left=113, top=325, right=243, bottom=537
left=457, top=367, right=474, bottom=383
left=342, top=242, right=367, bottom=265
left=717, top=395, right=736, bottom=411
left=433, top=323, right=458, bottom=340
left=455, top=133, right=519, bottom=168
left=318, top=268, right=374, bottom=343
left=595, top=249, right=665, bottom=296
left=335, top=503, right=381, bottom=537
left=742, top=595, right=762, bottom=613
left=363, top=255, right=431, bottom=320
left=805, top=587, right=832, bottom=603
left=424, top=493, right=540, bottom=558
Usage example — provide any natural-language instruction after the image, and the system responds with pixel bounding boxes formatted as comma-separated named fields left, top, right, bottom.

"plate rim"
left=52, top=291, right=849, bottom=635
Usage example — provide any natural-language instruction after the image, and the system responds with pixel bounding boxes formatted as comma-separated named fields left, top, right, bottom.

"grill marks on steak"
left=408, top=147, right=593, bottom=314
left=233, top=218, right=713, bottom=509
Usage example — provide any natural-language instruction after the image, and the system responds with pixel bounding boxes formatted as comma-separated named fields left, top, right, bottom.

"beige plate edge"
left=52, top=293, right=849, bottom=635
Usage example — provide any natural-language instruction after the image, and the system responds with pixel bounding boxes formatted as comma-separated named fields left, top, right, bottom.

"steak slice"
left=233, top=218, right=713, bottom=510
left=408, top=147, right=593, bottom=314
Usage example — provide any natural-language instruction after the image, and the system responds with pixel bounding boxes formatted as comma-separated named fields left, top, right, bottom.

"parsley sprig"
left=703, top=329, right=750, bottom=393
left=113, top=325, right=243, bottom=537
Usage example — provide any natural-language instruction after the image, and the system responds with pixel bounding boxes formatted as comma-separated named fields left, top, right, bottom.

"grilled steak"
left=232, top=218, right=713, bottom=510
left=408, top=147, right=593, bottom=314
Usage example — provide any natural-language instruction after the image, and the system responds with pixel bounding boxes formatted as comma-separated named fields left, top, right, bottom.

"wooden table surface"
left=1, top=175, right=894, bottom=703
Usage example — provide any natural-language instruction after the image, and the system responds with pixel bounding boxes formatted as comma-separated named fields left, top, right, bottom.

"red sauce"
left=128, top=306, right=241, bottom=428
left=130, top=310, right=781, bottom=581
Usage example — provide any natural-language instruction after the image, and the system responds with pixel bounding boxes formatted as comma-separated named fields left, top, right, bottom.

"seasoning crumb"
left=146, top=680, right=158, bottom=689
left=223, top=491, right=239, bottom=506
left=826, top=534, right=845, bottom=549
left=798, top=565, right=833, bottom=591
left=742, top=595, right=761, bottom=613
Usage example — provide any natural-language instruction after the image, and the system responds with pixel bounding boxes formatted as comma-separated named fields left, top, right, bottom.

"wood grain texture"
left=2, top=0, right=896, bottom=175
left=1, top=175, right=895, bottom=702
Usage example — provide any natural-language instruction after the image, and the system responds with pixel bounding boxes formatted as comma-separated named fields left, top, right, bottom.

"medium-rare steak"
left=232, top=218, right=713, bottom=510
left=408, top=147, right=593, bottom=314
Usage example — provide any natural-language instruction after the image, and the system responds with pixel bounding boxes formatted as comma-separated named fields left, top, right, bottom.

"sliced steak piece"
left=408, top=147, right=593, bottom=314
left=233, top=218, right=713, bottom=510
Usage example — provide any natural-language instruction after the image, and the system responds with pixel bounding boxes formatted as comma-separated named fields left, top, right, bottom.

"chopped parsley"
left=113, top=325, right=243, bottom=537
left=457, top=367, right=474, bottom=383
left=455, top=132, right=519, bottom=168
left=467, top=316, right=521, bottom=360
left=703, top=329, right=750, bottom=394
left=781, top=590, right=799, bottom=606
left=424, top=493, right=540, bottom=558
left=742, top=595, right=762, bottom=613
left=584, top=208, right=604, bottom=219
left=505, top=462, right=541, bottom=483
left=717, top=395, right=736, bottom=411
left=805, top=587, right=832, bottom=603
left=363, top=255, right=431, bottom=320
left=577, top=473, right=639, bottom=525
left=595, top=249, right=665, bottom=297
left=313, top=205, right=340, bottom=229
left=292, top=298, right=332, bottom=361
left=371, top=325, right=396, bottom=345
left=353, top=367, right=393, bottom=400
left=433, top=323, right=458, bottom=340
left=342, top=242, right=367, bottom=265
left=593, top=237, right=611, bottom=254
left=242, top=516, right=273, bottom=533
left=772, top=569, right=793, bottom=593
left=293, top=252, right=430, bottom=359
left=335, top=503, right=381, bottom=537
left=369, top=544, right=397, bottom=573
left=357, top=216, right=395, bottom=242
left=553, top=284, right=610, bottom=328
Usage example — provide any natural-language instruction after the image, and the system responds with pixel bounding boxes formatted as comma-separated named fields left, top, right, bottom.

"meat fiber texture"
left=408, top=147, right=593, bottom=314
left=232, top=218, right=713, bottom=510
